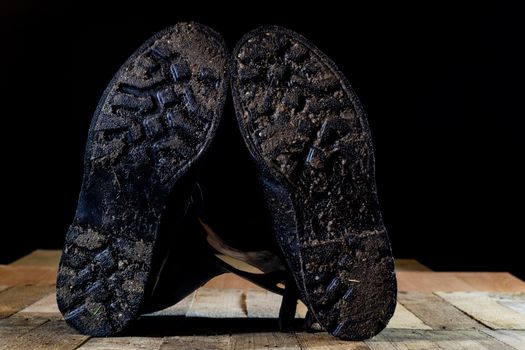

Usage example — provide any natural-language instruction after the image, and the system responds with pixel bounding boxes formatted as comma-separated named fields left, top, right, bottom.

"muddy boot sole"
left=56, top=23, right=229, bottom=336
left=231, top=26, right=396, bottom=340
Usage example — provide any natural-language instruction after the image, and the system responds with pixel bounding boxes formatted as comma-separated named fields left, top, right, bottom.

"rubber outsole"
left=231, top=26, right=397, bottom=340
left=56, top=23, right=229, bottom=336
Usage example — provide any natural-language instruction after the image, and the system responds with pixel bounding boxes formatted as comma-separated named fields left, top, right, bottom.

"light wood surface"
left=397, top=291, right=486, bottom=330
left=397, top=271, right=525, bottom=293
left=11, top=249, right=61, bottom=267
left=1, top=250, right=524, bottom=349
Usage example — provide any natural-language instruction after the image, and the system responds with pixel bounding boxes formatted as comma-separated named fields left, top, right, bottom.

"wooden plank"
left=295, top=332, right=369, bottom=349
left=386, top=303, right=431, bottom=330
left=397, top=272, right=477, bottom=292
left=491, top=293, right=525, bottom=315
left=0, top=265, right=57, bottom=286
left=398, top=292, right=485, bottom=330
left=0, top=320, right=89, bottom=350
left=79, top=337, right=163, bottom=350
left=230, top=332, right=301, bottom=349
left=0, top=285, right=9, bottom=293
left=455, top=273, right=525, bottom=293
left=0, top=284, right=55, bottom=318
left=161, top=335, right=231, bottom=350
left=11, top=250, right=61, bottom=267
left=395, top=259, right=431, bottom=271
left=397, top=272, right=525, bottom=292
left=366, top=329, right=515, bottom=350
left=203, top=273, right=265, bottom=291
left=0, top=315, right=49, bottom=337
left=186, top=288, right=247, bottom=318
left=483, top=330, right=525, bottom=350
left=245, top=289, right=306, bottom=318
left=143, top=291, right=195, bottom=317
left=437, top=292, right=525, bottom=330
left=18, top=292, right=60, bottom=318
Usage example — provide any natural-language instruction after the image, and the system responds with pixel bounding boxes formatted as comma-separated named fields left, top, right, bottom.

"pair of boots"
left=56, top=22, right=397, bottom=341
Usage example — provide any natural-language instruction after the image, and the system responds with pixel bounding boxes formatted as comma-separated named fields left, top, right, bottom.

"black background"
left=1, top=3, right=523, bottom=279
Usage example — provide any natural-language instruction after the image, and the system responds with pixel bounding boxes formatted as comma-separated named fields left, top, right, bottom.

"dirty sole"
left=56, top=23, right=229, bottom=336
left=231, top=26, right=396, bottom=340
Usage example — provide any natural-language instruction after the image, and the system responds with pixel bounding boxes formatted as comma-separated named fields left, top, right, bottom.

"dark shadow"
left=119, top=316, right=304, bottom=337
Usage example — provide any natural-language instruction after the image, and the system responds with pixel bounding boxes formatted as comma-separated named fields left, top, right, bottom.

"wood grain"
left=161, top=335, right=231, bottom=349
left=186, top=288, right=247, bottom=318
left=245, top=289, right=306, bottom=319
left=386, top=303, right=431, bottom=330
left=0, top=320, right=88, bottom=350
left=0, top=315, right=49, bottom=337
left=492, top=293, right=525, bottom=315
left=0, top=284, right=55, bottom=318
left=2, top=252, right=525, bottom=350
left=437, top=292, right=525, bottom=329
left=456, top=273, right=525, bottom=293
left=18, top=292, right=60, bottom=318
left=398, top=292, right=486, bottom=330
left=0, top=266, right=57, bottom=286
left=366, top=329, right=516, bottom=350
left=397, top=272, right=525, bottom=292
left=78, top=337, right=164, bottom=350
left=11, top=250, right=61, bottom=268
left=483, top=330, right=525, bottom=350
left=230, top=332, right=300, bottom=349
left=295, top=332, right=369, bottom=349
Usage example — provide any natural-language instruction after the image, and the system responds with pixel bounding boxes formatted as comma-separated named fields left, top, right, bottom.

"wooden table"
left=1, top=250, right=524, bottom=349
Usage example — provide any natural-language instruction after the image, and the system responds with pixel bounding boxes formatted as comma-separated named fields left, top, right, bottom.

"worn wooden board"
left=295, top=332, right=368, bottom=349
left=437, top=292, right=525, bottom=330
left=230, top=332, right=301, bottom=349
left=18, top=292, right=60, bottom=317
left=398, top=292, right=486, bottom=330
left=186, top=288, right=247, bottom=318
left=0, top=284, right=55, bottom=318
left=0, top=320, right=89, bottom=350
left=366, top=329, right=516, bottom=350
left=456, top=273, right=525, bottom=293
left=483, top=330, right=525, bottom=350
left=0, top=266, right=57, bottom=286
left=161, top=335, right=231, bottom=350
left=245, top=289, right=307, bottom=319
left=78, top=337, right=164, bottom=350
left=11, top=250, right=61, bottom=267
left=492, top=293, right=525, bottom=315
left=0, top=315, right=50, bottom=337
left=386, top=303, right=431, bottom=330
left=3, top=252, right=525, bottom=350
left=398, top=272, right=525, bottom=293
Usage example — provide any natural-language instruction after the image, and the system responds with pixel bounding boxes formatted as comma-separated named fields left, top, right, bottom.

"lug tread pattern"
left=57, top=23, right=229, bottom=336
left=232, top=28, right=396, bottom=340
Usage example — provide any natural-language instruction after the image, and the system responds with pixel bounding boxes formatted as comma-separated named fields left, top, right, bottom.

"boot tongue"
left=200, top=219, right=286, bottom=274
